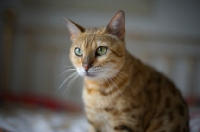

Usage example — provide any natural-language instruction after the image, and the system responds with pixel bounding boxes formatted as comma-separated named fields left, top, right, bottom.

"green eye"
left=74, top=47, right=83, bottom=56
left=96, top=46, right=107, bottom=56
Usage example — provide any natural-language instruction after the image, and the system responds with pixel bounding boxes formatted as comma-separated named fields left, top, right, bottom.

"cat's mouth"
left=85, top=72, right=96, bottom=78
left=77, top=68, right=99, bottom=78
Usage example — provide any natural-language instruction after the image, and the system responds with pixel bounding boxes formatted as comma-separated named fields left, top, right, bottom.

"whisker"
left=107, top=67, right=131, bottom=84
left=92, top=67, right=128, bottom=79
left=103, top=68, right=128, bottom=78
left=57, top=72, right=77, bottom=92
left=60, top=66, right=74, bottom=68
left=104, top=74, right=124, bottom=98
left=67, top=74, right=79, bottom=94
left=102, top=73, right=113, bottom=99
left=63, top=73, right=79, bottom=96
left=113, top=74, right=131, bottom=88
left=56, top=69, right=77, bottom=78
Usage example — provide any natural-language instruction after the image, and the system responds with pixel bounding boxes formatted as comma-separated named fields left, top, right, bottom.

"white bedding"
left=0, top=106, right=199, bottom=132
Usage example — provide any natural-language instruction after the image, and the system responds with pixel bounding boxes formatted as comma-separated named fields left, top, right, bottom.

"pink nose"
left=82, top=64, right=90, bottom=71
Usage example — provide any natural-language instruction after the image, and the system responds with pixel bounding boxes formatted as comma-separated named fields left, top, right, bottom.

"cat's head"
left=65, top=10, right=126, bottom=80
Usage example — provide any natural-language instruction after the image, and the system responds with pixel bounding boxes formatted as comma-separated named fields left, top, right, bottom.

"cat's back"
left=136, top=60, right=190, bottom=132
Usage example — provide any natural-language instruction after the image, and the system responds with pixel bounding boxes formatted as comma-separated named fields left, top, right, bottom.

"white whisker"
left=114, top=74, right=130, bottom=88
left=63, top=73, right=79, bottom=96
left=61, top=66, right=74, bottom=68
left=103, top=68, right=128, bottom=78
left=104, top=74, right=124, bottom=98
left=103, top=68, right=131, bottom=89
left=102, top=73, right=113, bottom=99
left=56, top=69, right=77, bottom=78
left=57, top=72, right=77, bottom=92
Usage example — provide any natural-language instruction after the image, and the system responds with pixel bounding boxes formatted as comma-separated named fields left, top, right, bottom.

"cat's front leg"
left=110, top=114, right=144, bottom=132
left=88, top=124, right=101, bottom=132
left=88, top=125, right=97, bottom=132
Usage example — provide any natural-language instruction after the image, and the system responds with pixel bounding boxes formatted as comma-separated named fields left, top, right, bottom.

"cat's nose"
left=82, top=64, right=90, bottom=72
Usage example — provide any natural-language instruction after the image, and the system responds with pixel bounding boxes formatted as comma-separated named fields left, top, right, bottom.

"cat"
left=64, top=10, right=189, bottom=132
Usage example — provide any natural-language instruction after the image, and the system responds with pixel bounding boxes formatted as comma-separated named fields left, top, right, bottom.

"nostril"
left=82, top=64, right=90, bottom=71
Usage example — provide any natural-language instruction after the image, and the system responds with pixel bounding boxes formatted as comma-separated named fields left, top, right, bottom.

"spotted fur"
left=65, top=10, right=189, bottom=132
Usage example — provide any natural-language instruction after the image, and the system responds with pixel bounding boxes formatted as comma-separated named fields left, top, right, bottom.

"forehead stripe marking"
left=85, top=34, right=88, bottom=48
left=85, top=33, right=95, bottom=48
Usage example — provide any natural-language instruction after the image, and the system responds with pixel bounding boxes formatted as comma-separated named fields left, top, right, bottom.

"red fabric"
left=0, top=92, right=81, bottom=112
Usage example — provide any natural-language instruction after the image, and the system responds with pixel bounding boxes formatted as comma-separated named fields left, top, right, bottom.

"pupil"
left=75, top=48, right=82, bottom=56
left=77, top=49, right=80, bottom=53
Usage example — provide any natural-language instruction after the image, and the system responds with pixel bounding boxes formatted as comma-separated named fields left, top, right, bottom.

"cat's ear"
left=106, top=10, right=125, bottom=41
left=63, top=17, right=85, bottom=41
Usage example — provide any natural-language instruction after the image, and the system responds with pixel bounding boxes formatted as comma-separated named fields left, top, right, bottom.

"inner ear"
left=64, top=17, right=85, bottom=41
left=106, top=10, right=125, bottom=41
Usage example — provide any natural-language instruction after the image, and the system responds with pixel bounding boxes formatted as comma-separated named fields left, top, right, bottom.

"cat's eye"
left=96, top=46, right=107, bottom=56
left=74, top=47, right=83, bottom=56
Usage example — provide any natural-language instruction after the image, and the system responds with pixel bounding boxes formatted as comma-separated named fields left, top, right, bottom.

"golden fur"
left=65, top=10, right=189, bottom=132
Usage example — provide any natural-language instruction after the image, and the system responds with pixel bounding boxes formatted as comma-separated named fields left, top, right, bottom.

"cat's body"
left=65, top=10, right=189, bottom=132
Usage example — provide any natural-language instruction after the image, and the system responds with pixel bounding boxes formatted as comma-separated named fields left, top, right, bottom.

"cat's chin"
left=84, top=74, right=98, bottom=79
left=82, top=73, right=102, bottom=80
left=85, top=74, right=95, bottom=77
left=77, top=71, right=98, bottom=79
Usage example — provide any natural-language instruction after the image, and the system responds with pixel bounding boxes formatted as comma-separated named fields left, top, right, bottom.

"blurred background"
left=0, top=0, right=200, bottom=131
left=1, top=0, right=200, bottom=106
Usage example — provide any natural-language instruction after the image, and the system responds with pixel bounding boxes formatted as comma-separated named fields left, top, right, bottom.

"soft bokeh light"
left=1, top=0, right=200, bottom=108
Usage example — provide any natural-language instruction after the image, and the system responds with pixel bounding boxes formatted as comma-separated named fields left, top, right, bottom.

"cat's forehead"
left=74, top=35, right=116, bottom=49
left=85, top=26, right=105, bottom=34
left=81, top=26, right=118, bottom=41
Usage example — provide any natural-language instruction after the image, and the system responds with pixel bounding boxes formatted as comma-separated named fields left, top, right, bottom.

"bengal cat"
left=64, top=10, right=189, bottom=132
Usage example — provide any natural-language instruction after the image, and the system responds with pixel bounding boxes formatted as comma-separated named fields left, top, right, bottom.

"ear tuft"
left=63, top=17, right=85, bottom=41
left=106, top=10, right=125, bottom=41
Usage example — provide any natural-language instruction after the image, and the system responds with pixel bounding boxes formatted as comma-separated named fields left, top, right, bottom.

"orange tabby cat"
left=64, top=10, right=189, bottom=132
